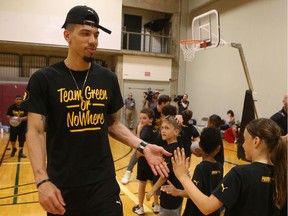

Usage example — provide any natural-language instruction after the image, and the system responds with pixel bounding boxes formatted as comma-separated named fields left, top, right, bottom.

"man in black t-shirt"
left=22, top=5, right=171, bottom=216
left=6, top=95, right=28, bottom=158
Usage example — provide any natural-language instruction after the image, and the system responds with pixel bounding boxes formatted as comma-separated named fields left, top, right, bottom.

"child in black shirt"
left=172, top=118, right=287, bottom=216
left=147, top=115, right=183, bottom=216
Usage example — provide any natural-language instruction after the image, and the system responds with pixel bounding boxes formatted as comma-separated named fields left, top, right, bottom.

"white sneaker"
left=132, top=204, right=144, bottom=215
left=121, top=170, right=131, bottom=184
left=152, top=203, right=160, bottom=214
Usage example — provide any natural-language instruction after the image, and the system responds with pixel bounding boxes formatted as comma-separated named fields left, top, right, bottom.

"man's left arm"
left=107, top=111, right=171, bottom=177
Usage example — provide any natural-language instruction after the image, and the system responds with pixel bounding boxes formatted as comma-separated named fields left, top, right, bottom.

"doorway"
left=123, top=14, right=142, bottom=51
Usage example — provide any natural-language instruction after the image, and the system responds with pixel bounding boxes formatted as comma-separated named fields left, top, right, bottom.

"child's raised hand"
left=137, top=123, right=143, bottom=131
left=136, top=122, right=145, bottom=137
left=161, top=180, right=178, bottom=197
left=172, top=148, right=190, bottom=181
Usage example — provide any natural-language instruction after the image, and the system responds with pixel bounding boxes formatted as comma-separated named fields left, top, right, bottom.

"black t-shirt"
left=22, top=61, right=124, bottom=187
left=177, top=100, right=189, bottom=114
left=183, top=161, right=223, bottom=216
left=160, top=142, right=183, bottom=210
left=214, top=139, right=224, bottom=166
left=180, top=123, right=200, bottom=157
left=213, top=162, right=286, bottom=216
left=6, top=104, right=27, bottom=130
left=137, top=125, right=157, bottom=180
left=270, top=107, right=287, bottom=135
left=152, top=106, right=162, bottom=131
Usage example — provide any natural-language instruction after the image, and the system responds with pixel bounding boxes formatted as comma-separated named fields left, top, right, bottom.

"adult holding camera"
left=143, top=90, right=158, bottom=109
left=177, top=94, right=189, bottom=115
left=150, top=91, right=160, bottom=109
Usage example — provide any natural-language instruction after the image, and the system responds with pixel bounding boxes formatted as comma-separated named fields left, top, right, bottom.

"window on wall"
left=0, top=53, right=20, bottom=78
left=22, top=55, right=47, bottom=77
left=121, top=7, right=172, bottom=54
left=123, top=14, right=142, bottom=51
left=0, top=52, right=110, bottom=82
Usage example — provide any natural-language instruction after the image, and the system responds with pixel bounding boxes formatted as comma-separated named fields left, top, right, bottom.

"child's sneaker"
left=132, top=204, right=144, bottom=215
left=121, top=170, right=131, bottom=184
left=152, top=203, right=160, bottom=214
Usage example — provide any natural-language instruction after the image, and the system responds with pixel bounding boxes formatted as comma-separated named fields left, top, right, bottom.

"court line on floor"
left=2, top=161, right=31, bottom=165
left=114, top=147, right=133, bottom=163
left=0, top=182, right=34, bottom=190
left=117, top=179, right=153, bottom=214
left=0, top=191, right=37, bottom=200
left=0, top=201, right=39, bottom=206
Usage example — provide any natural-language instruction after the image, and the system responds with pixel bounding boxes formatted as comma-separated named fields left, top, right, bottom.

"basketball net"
left=180, top=40, right=206, bottom=62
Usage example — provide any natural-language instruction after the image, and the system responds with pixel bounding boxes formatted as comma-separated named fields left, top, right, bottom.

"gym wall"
left=180, top=0, right=287, bottom=122
left=0, top=0, right=122, bottom=50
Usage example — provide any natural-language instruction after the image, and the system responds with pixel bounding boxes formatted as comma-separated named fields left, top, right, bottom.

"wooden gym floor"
left=0, top=132, right=249, bottom=216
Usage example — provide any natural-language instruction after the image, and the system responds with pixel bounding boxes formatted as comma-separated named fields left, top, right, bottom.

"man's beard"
left=83, top=56, right=94, bottom=63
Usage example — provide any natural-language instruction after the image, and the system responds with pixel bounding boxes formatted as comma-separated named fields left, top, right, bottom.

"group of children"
left=127, top=105, right=287, bottom=216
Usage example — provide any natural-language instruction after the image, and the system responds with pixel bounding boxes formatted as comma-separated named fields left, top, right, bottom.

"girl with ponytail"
left=172, top=118, right=287, bottom=216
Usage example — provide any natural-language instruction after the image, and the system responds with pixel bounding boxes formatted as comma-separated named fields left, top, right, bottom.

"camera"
left=146, top=90, right=154, bottom=101
left=173, top=95, right=183, bottom=102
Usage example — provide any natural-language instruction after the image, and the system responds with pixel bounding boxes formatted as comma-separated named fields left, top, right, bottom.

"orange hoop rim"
left=180, top=39, right=202, bottom=44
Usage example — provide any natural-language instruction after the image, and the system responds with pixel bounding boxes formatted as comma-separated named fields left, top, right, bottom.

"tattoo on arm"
left=106, top=113, right=117, bottom=126
left=41, top=115, right=46, bottom=129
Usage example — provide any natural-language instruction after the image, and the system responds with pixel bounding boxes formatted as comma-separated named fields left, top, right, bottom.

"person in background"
left=132, top=108, right=159, bottom=215
left=220, top=110, right=240, bottom=144
left=220, top=110, right=235, bottom=131
left=142, top=91, right=148, bottom=108
left=124, top=92, right=136, bottom=130
left=180, top=109, right=200, bottom=157
left=177, top=94, right=189, bottom=115
left=172, top=118, right=287, bottom=216
left=22, top=5, right=171, bottom=216
left=191, top=114, right=225, bottom=169
left=121, top=99, right=172, bottom=185
left=153, top=95, right=172, bottom=131
left=270, top=94, right=287, bottom=140
left=161, top=127, right=223, bottom=216
left=6, top=95, right=28, bottom=158
left=143, top=90, right=156, bottom=109
left=149, top=91, right=160, bottom=109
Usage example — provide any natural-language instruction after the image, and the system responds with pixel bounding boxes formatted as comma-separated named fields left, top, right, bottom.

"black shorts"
left=47, top=178, right=123, bottom=216
left=9, top=126, right=26, bottom=142
left=137, top=157, right=154, bottom=181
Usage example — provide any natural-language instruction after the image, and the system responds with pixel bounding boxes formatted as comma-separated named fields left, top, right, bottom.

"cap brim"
left=97, top=25, right=112, bottom=34
left=62, top=22, right=111, bottom=34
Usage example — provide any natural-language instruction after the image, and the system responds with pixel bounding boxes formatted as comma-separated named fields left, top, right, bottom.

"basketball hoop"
left=180, top=40, right=205, bottom=61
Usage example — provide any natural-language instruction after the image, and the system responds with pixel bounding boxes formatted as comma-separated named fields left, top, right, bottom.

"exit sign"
left=145, top=71, right=151, bottom=76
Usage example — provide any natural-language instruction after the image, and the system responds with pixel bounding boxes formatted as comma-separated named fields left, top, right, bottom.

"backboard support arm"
left=230, top=42, right=259, bottom=118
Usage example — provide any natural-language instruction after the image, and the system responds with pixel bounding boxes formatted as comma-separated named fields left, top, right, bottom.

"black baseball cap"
left=62, top=5, right=111, bottom=34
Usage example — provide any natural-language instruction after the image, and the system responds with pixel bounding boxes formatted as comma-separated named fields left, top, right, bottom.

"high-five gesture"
left=144, top=144, right=171, bottom=177
left=171, top=147, right=190, bottom=181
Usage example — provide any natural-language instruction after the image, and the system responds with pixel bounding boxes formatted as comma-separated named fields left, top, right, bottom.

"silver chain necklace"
left=66, top=63, right=90, bottom=101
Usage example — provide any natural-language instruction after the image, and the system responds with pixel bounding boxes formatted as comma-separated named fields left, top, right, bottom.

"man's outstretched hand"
left=144, top=144, right=171, bottom=177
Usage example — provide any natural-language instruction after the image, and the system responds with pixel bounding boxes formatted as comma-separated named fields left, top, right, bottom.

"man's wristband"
left=36, top=178, right=50, bottom=188
left=137, top=141, right=148, bottom=154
